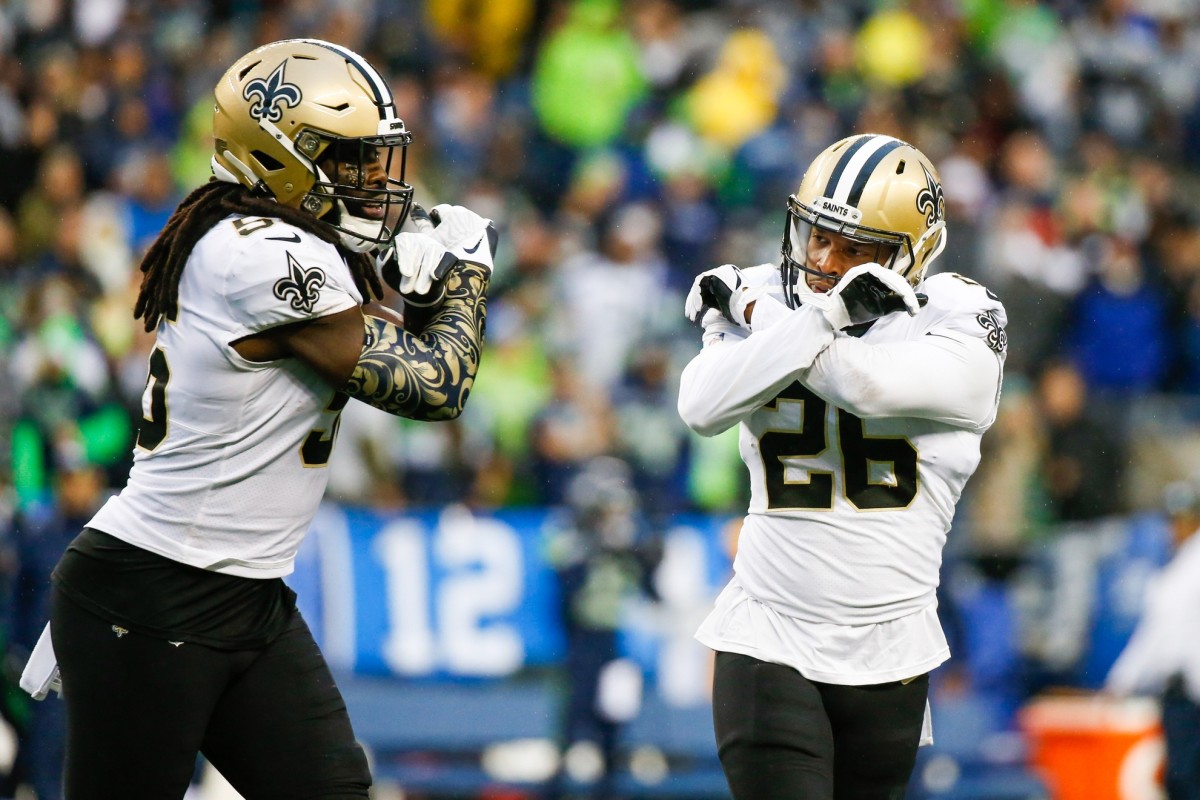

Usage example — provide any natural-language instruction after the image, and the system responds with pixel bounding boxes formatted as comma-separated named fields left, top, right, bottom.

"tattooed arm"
left=229, top=263, right=487, bottom=421
left=344, top=262, right=488, bottom=420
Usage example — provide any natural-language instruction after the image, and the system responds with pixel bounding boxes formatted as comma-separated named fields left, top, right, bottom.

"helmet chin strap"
left=906, top=221, right=947, bottom=284
left=335, top=201, right=391, bottom=253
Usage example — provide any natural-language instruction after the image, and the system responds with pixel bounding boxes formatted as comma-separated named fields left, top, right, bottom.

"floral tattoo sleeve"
left=344, top=263, right=488, bottom=421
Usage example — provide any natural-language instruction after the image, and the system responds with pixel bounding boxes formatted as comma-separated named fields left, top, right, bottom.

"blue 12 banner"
left=289, top=503, right=734, bottom=698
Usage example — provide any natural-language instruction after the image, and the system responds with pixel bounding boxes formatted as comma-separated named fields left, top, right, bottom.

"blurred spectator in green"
left=532, top=0, right=646, bottom=149
left=467, top=210, right=559, bottom=506
left=686, top=425, right=744, bottom=514
left=523, top=0, right=646, bottom=213
left=9, top=285, right=130, bottom=507
left=169, top=95, right=216, bottom=192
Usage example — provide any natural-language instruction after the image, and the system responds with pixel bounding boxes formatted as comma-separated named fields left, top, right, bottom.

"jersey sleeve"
left=801, top=272, right=1007, bottom=430
left=678, top=303, right=835, bottom=437
left=219, top=221, right=363, bottom=337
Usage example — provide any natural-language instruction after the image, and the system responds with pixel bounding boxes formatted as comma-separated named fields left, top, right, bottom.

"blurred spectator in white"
left=935, top=141, right=995, bottom=281
left=1107, top=475, right=1200, bottom=800
left=1071, top=0, right=1159, bottom=147
left=549, top=201, right=675, bottom=393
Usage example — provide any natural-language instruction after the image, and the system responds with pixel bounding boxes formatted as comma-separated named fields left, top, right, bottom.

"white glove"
left=799, top=263, right=926, bottom=331
left=377, top=231, right=459, bottom=306
left=412, top=204, right=497, bottom=273
left=684, top=264, right=764, bottom=329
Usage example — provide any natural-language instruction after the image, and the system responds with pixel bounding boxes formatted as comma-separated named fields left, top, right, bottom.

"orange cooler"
left=1018, top=694, right=1164, bottom=800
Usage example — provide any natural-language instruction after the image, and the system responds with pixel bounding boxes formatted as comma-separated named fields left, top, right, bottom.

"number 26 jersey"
left=685, top=268, right=1006, bottom=683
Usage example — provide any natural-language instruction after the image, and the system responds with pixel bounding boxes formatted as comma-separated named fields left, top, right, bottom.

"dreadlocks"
left=134, top=180, right=384, bottom=332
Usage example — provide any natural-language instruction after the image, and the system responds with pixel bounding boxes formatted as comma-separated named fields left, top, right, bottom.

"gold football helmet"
left=781, top=134, right=947, bottom=306
left=212, top=39, right=414, bottom=252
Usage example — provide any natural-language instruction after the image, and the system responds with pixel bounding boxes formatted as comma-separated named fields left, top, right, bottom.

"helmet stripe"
left=845, top=139, right=905, bottom=206
left=827, top=135, right=903, bottom=206
left=822, top=135, right=872, bottom=199
left=300, top=39, right=397, bottom=120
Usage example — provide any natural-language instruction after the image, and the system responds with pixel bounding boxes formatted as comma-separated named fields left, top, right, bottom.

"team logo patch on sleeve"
left=976, top=310, right=1007, bottom=355
left=273, top=252, right=326, bottom=313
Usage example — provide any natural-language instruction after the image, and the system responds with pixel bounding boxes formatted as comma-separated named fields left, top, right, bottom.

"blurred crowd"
left=4, top=0, right=1200, bottom=791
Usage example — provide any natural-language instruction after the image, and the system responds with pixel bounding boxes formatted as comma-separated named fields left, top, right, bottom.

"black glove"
left=684, top=264, right=756, bottom=327
left=817, top=263, right=927, bottom=330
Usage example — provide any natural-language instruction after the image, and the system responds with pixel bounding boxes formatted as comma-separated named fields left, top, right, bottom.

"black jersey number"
left=301, top=392, right=350, bottom=467
left=136, top=347, right=171, bottom=451
left=232, top=217, right=275, bottom=235
left=757, top=382, right=918, bottom=511
left=759, top=382, right=833, bottom=509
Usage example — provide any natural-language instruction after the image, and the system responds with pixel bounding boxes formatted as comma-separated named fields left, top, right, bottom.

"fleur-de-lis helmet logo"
left=915, top=163, right=945, bottom=226
left=273, top=251, right=326, bottom=313
left=243, top=60, right=302, bottom=123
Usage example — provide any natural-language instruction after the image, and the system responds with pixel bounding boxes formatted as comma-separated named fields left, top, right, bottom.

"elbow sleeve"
left=345, top=264, right=488, bottom=420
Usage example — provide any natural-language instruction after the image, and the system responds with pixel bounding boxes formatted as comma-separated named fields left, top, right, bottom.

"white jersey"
left=89, top=215, right=362, bottom=578
left=682, top=266, right=1006, bottom=684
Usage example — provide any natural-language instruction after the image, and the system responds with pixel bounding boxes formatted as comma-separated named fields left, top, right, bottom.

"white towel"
left=19, top=623, right=62, bottom=700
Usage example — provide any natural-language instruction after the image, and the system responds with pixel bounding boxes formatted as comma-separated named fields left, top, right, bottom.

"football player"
left=679, top=134, right=1007, bottom=800
left=40, top=39, right=495, bottom=798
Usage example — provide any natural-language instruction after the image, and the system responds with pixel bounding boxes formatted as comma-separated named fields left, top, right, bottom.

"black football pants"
left=50, top=588, right=371, bottom=799
left=713, top=651, right=929, bottom=800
